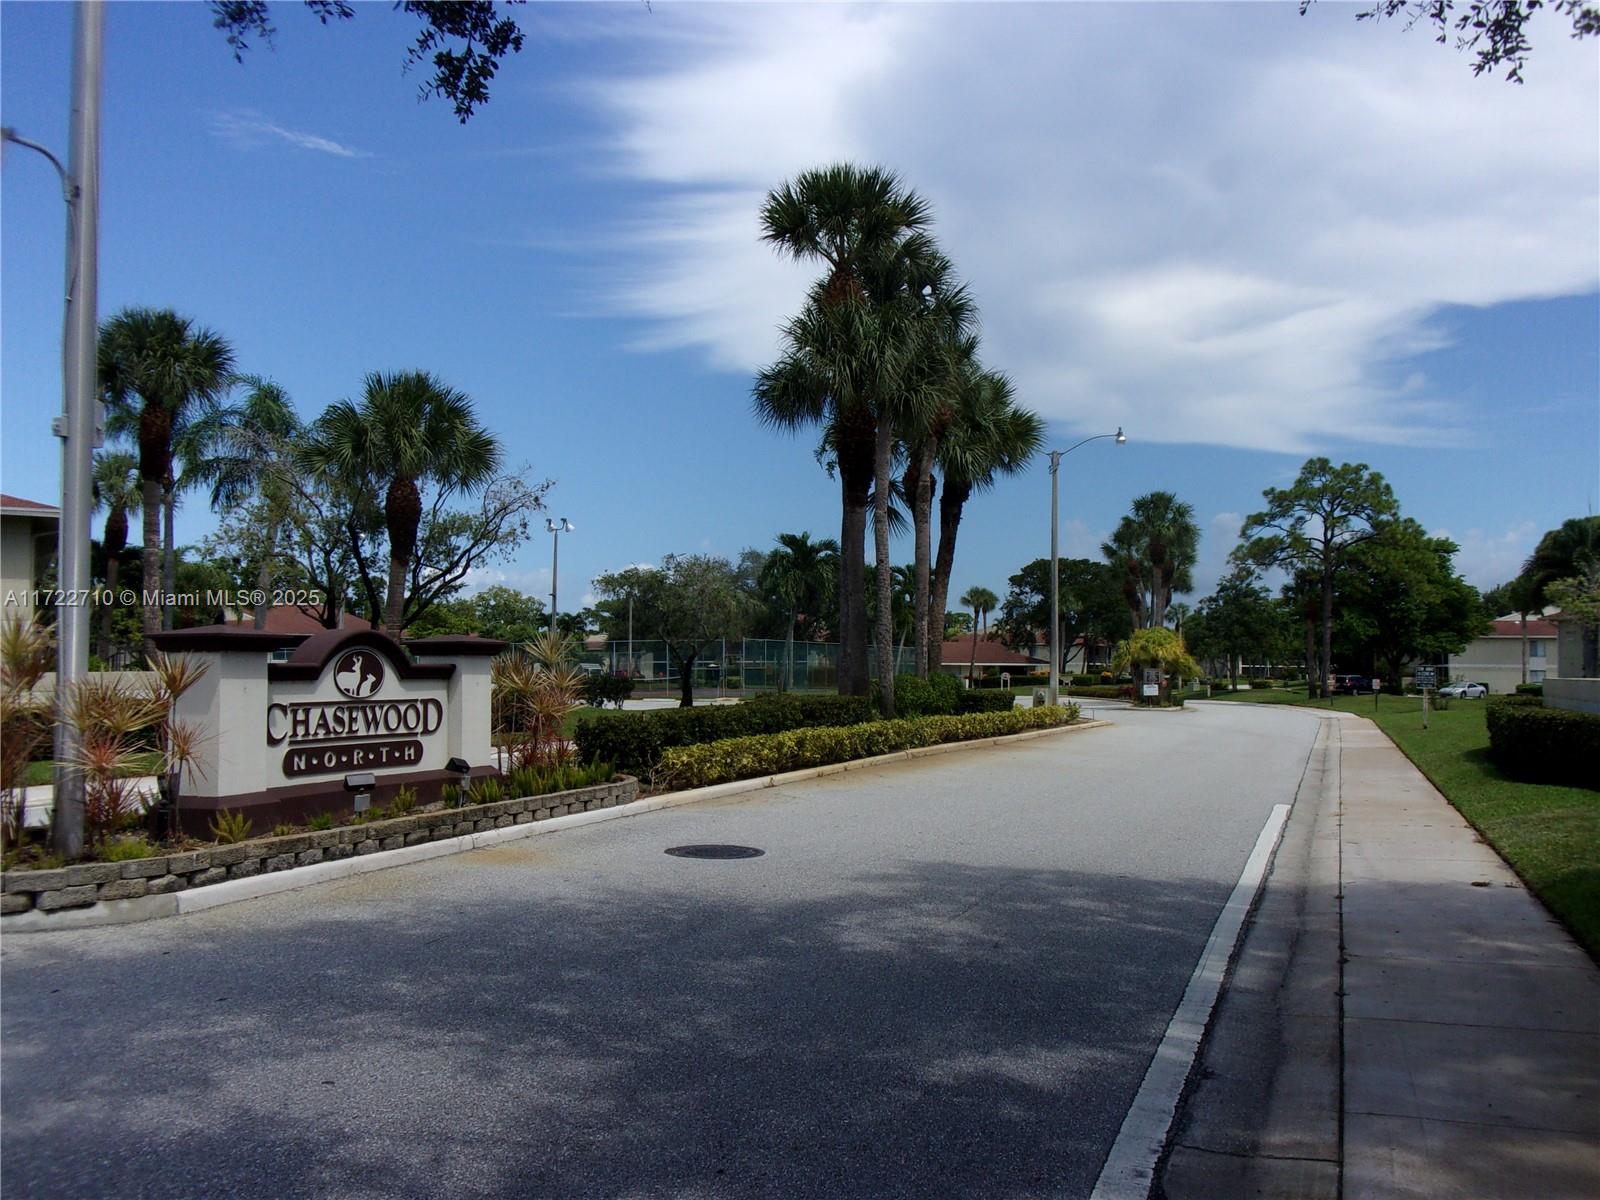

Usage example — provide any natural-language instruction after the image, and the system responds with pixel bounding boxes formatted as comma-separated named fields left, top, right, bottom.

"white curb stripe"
left=1089, top=800, right=1293, bottom=1200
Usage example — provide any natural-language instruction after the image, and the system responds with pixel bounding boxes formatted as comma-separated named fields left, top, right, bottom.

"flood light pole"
left=546, top=517, right=574, bottom=634
left=1048, top=428, right=1126, bottom=707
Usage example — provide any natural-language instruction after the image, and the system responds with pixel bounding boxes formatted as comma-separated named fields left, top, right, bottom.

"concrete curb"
left=2, top=718, right=1110, bottom=933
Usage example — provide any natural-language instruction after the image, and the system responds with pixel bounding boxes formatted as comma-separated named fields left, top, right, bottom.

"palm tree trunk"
left=786, top=606, right=796, bottom=693
left=872, top=419, right=896, bottom=717
left=253, top=521, right=279, bottom=631
left=100, top=552, right=119, bottom=661
left=908, top=439, right=934, bottom=678
left=929, top=478, right=968, bottom=673
left=676, top=650, right=696, bottom=708
left=161, top=480, right=177, bottom=631
left=140, top=477, right=162, bottom=661
left=968, top=601, right=979, bottom=683
left=1520, top=611, right=1528, bottom=685
left=838, top=437, right=872, bottom=698
left=383, top=476, right=422, bottom=635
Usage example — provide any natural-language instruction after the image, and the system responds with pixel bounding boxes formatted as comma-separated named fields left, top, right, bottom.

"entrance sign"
left=1414, top=666, right=1436, bottom=688
left=150, top=625, right=504, bottom=829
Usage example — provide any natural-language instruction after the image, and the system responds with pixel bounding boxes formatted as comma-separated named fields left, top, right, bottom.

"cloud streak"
left=212, top=111, right=370, bottom=159
left=578, top=4, right=1597, bottom=454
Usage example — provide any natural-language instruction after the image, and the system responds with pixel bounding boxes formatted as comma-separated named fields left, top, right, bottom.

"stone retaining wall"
left=1, top=776, right=638, bottom=917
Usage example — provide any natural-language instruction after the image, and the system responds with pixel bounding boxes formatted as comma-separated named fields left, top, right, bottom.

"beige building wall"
left=1448, top=632, right=1558, bottom=694
left=1, top=513, right=56, bottom=620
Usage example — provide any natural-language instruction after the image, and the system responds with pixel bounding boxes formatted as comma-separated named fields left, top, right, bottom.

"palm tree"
left=185, top=376, right=302, bottom=629
left=301, top=371, right=501, bottom=634
left=927, top=375, right=1043, bottom=671
left=98, top=308, right=235, bottom=659
left=757, top=164, right=932, bottom=702
left=91, top=451, right=140, bottom=660
left=959, top=585, right=999, bottom=682
left=1102, top=492, right=1200, bottom=630
left=759, top=531, right=839, bottom=691
left=1522, top=517, right=1600, bottom=603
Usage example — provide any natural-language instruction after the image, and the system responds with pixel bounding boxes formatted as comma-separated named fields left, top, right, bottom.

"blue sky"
left=3, top=2, right=1596, bottom=617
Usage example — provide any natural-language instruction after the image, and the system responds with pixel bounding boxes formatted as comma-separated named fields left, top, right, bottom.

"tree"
left=301, top=370, right=502, bottom=634
left=756, top=163, right=933, bottom=702
left=958, top=585, right=999, bottom=681
left=212, top=0, right=528, bottom=121
left=1523, top=515, right=1600, bottom=677
left=995, top=558, right=1128, bottom=672
left=944, top=611, right=973, bottom=638
left=91, top=451, right=140, bottom=660
left=595, top=555, right=748, bottom=707
left=1101, top=491, right=1200, bottom=632
left=1237, top=459, right=1398, bottom=698
left=1335, top=519, right=1485, bottom=690
left=759, top=532, right=839, bottom=692
left=1192, top=567, right=1277, bottom=688
left=183, top=375, right=302, bottom=629
left=1111, top=628, right=1201, bottom=706
left=98, top=308, right=236, bottom=660
left=927, top=372, right=1043, bottom=671
left=1301, top=0, right=1599, bottom=83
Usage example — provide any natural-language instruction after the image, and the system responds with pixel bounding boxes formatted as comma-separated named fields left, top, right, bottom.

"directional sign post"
left=1415, top=666, right=1435, bottom=730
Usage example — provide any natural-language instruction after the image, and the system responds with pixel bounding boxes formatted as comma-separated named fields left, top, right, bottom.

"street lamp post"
left=546, top=517, right=573, bottom=634
left=2, top=1, right=104, bottom=859
left=1048, top=428, right=1126, bottom=707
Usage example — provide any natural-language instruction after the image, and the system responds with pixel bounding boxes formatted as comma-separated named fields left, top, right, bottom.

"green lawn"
left=24, top=751, right=165, bottom=788
left=1208, top=688, right=1600, bottom=961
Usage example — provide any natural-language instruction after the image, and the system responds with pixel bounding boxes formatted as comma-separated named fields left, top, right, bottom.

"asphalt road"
left=1, top=702, right=1324, bottom=1200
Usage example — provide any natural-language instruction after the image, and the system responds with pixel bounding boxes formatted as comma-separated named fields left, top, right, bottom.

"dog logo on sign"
left=333, top=650, right=384, bottom=699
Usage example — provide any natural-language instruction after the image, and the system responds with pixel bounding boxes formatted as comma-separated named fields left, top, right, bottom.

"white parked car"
left=1438, top=681, right=1488, bottom=699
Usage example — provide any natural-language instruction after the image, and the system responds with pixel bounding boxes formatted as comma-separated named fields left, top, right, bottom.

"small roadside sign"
left=1415, top=666, right=1436, bottom=688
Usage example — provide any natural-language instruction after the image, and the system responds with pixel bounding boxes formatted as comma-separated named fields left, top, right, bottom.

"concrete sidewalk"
left=1163, top=708, right=1600, bottom=1200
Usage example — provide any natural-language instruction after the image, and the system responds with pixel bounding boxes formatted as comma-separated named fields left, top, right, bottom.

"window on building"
left=1530, top=669, right=1546, bottom=683
left=1530, top=641, right=1547, bottom=658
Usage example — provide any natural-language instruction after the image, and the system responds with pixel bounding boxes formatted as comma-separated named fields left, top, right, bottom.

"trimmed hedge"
left=957, top=690, right=1018, bottom=714
left=1486, top=698, right=1600, bottom=789
left=1515, top=683, right=1545, bottom=697
left=573, top=693, right=874, bottom=774
left=1062, top=684, right=1132, bottom=700
left=656, top=704, right=1082, bottom=789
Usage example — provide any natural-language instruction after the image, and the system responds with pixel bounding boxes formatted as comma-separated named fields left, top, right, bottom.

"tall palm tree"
left=1522, top=516, right=1600, bottom=603
left=301, top=371, right=500, bottom=634
left=757, top=163, right=932, bottom=702
left=927, top=375, right=1044, bottom=671
left=1102, top=492, right=1200, bottom=630
left=959, top=585, right=999, bottom=682
left=185, top=376, right=302, bottom=629
left=91, top=451, right=140, bottom=660
left=98, top=308, right=235, bottom=659
left=759, top=531, right=839, bottom=692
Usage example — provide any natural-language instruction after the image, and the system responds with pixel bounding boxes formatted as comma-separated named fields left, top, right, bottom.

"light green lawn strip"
left=23, top=751, right=164, bottom=789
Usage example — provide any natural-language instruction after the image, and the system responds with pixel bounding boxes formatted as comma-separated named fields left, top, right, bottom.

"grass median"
left=1207, top=687, right=1600, bottom=960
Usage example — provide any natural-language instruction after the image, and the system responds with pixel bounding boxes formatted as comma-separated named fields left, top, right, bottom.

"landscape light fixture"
left=447, top=756, right=472, bottom=802
left=344, top=772, right=377, bottom=813
left=546, top=517, right=575, bottom=634
left=1048, top=428, right=1126, bottom=708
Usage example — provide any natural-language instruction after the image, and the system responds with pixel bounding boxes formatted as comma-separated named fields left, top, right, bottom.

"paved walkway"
left=1164, top=708, right=1600, bottom=1199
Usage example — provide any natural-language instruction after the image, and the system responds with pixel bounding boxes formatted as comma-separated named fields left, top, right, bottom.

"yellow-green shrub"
left=656, top=705, right=1081, bottom=789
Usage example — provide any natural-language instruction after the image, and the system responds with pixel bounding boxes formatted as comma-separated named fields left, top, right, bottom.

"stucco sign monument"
left=150, top=625, right=504, bottom=832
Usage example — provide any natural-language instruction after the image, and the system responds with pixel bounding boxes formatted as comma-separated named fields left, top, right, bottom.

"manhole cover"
left=664, top=844, right=765, bottom=859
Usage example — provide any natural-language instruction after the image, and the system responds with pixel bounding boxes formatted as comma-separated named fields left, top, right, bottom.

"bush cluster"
left=1062, top=684, right=1131, bottom=700
left=656, top=704, right=1081, bottom=789
left=573, top=693, right=874, bottom=774
left=892, top=673, right=964, bottom=716
left=1486, top=698, right=1600, bottom=789
left=957, top=690, right=1019, bottom=714
left=581, top=672, right=636, bottom=709
left=1515, top=683, right=1545, bottom=697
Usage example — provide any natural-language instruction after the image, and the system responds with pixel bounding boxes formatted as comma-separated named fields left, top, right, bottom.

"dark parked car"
left=1332, top=674, right=1377, bottom=695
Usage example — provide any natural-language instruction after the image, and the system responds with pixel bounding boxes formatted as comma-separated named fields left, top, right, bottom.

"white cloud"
left=581, top=4, right=1597, bottom=451
left=1434, top=521, right=1540, bottom=588
left=211, top=111, right=370, bottom=159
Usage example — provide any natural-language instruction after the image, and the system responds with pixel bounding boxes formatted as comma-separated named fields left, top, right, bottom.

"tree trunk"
left=872, top=419, right=896, bottom=718
left=928, top=478, right=968, bottom=673
left=837, top=418, right=873, bottom=697
left=1520, top=611, right=1528, bottom=685
left=161, top=478, right=177, bottom=631
left=1304, top=615, right=1318, bottom=698
left=786, top=607, right=796, bottom=693
left=1320, top=564, right=1335, bottom=702
left=99, top=507, right=127, bottom=661
left=253, top=520, right=281, bottom=630
left=908, top=437, right=935, bottom=678
left=140, top=476, right=162, bottom=662
left=968, top=602, right=979, bottom=682
left=677, top=651, right=696, bottom=708
left=383, top=475, right=422, bottom=634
